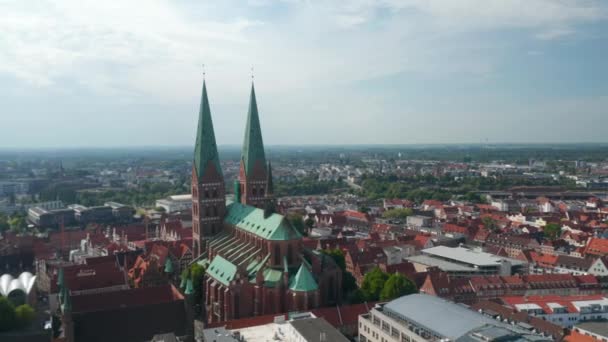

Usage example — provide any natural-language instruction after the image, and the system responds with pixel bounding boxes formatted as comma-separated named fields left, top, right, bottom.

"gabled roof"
left=241, top=83, right=266, bottom=176
left=206, top=255, right=237, bottom=286
left=193, top=80, right=222, bottom=178
left=289, top=264, right=318, bottom=292
left=225, top=201, right=301, bottom=241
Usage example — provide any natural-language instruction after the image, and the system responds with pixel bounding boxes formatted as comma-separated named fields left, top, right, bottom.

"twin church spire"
left=192, top=78, right=273, bottom=213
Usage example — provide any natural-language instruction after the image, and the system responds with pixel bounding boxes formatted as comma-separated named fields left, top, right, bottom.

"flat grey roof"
left=422, top=246, right=524, bottom=267
left=407, top=255, right=478, bottom=272
left=575, top=321, right=608, bottom=337
left=290, top=317, right=349, bottom=342
left=202, top=327, right=239, bottom=342
left=382, top=294, right=497, bottom=340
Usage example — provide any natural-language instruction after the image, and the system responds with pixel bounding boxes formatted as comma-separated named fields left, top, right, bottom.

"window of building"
left=287, top=244, right=293, bottom=264
left=274, top=244, right=281, bottom=265
left=205, top=190, right=210, bottom=198
left=252, top=188, right=257, bottom=196
left=260, top=188, right=265, bottom=197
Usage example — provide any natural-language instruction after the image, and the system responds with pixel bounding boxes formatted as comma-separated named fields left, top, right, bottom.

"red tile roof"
left=71, top=284, right=183, bottom=313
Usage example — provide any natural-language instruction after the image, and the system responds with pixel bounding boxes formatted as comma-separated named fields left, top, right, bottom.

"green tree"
left=382, top=208, right=413, bottom=220
left=0, top=214, right=9, bottom=232
left=0, top=297, right=16, bottom=332
left=361, top=267, right=389, bottom=301
left=14, top=304, right=35, bottom=329
left=482, top=216, right=498, bottom=232
left=379, top=273, right=417, bottom=300
left=8, top=216, right=26, bottom=233
left=544, top=223, right=562, bottom=240
left=286, top=213, right=306, bottom=235
left=189, top=263, right=206, bottom=315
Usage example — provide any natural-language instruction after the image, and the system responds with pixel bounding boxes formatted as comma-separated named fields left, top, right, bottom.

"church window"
left=252, top=188, right=257, bottom=196
left=212, top=205, right=217, bottom=216
left=274, top=244, right=281, bottom=265
left=260, top=189, right=265, bottom=197
left=205, top=190, right=210, bottom=198
left=205, top=207, right=210, bottom=216
left=213, top=189, right=218, bottom=197
left=287, top=244, right=293, bottom=264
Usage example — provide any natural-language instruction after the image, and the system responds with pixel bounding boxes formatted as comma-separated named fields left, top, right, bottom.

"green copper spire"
left=185, top=279, right=194, bottom=295
left=193, top=80, right=222, bottom=178
left=241, top=83, right=267, bottom=176
left=164, top=257, right=173, bottom=274
left=289, top=264, right=318, bottom=292
left=57, top=267, right=64, bottom=288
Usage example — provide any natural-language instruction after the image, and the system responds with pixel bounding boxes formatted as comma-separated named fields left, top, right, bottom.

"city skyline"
left=1, top=0, right=607, bottom=148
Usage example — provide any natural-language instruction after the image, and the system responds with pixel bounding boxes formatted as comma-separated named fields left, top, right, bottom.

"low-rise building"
left=155, top=194, right=192, bottom=213
left=358, top=294, right=552, bottom=342
left=502, top=295, right=608, bottom=328
left=407, top=246, right=526, bottom=277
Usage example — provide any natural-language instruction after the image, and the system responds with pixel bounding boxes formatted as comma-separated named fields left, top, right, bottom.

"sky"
left=0, top=0, right=607, bottom=148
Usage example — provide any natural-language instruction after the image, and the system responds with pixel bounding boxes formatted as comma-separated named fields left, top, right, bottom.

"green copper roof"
left=193, top=80, right=222, bottom=178
left=185, top=279, right=194, bottom=295
left=263, top=268, right=283, bottom=287
left=289, top=264, right=318, bottom=292
left=225, top=201, right=301, bottom=241
left=206, top=255, right=237, bottom=286
left=241, top=83, right=266, bottom=176
left=57, top=267, right=64, bottom=287
left=164, top=257, right=173, bottom=273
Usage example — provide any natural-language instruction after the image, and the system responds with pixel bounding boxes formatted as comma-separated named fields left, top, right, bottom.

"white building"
left=155, top=194, right=192, bottom=213
left=504, top=295, right=608, bottom=328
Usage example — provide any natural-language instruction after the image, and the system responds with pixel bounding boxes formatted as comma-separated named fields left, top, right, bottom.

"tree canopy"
left=379, top=273, right=417, bottom=300
left=0, top=297, right=16, bottom=332
left=544, top=223, right=562, bottom=240
left=381, top=208, right=413, bottom=220
left=361, top=267, right=390, bottom=301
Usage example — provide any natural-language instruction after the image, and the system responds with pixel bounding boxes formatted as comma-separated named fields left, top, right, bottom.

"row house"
left=420, top=268, right=606, bottom=305
left=485, top=233, right=540, bottom=258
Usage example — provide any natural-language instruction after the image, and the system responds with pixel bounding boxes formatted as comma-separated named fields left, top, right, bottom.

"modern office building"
left=359, top=294, right=552, bottom=342
left=407, top=246, right=526, bottom=277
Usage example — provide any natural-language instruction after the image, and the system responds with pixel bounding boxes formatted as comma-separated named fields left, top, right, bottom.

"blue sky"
left=0, top=0, right=607, bottom=147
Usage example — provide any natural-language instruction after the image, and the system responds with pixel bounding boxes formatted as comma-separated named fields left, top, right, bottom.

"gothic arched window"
left=274, top=244, right=281, bottom=265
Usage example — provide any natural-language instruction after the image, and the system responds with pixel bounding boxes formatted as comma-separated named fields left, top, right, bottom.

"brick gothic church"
left=191, top=80, right=342, bottom=323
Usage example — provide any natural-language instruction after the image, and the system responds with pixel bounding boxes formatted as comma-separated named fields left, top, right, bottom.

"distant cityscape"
left=2, top=86, right=608, bottom=341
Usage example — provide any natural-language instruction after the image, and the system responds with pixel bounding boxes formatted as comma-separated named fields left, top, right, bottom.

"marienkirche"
left=190, top=79, right=342, bottom=323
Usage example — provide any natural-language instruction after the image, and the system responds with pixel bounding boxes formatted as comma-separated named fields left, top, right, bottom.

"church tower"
left=237, top=83, right=274, bottom=209
left=192, top=80, right=225, bottom=257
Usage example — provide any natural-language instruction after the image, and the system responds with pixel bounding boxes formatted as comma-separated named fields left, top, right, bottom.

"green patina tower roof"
left=193, top=80, right=222, bottom=178
left=289, top=264, right=318, bottom=292
left=241, top=83, right=267, bottom=176
left=224, top=201, right=301, bottom=241
left=164, top=257, right=173, bottom=273
left=184, top=279, right=194, bottom=295
left=57, top=267, right=64, bottom=287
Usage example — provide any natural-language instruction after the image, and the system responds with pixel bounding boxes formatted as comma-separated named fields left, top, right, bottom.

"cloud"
left=535, top=27, right=575, bottom=40
left=0, top=0, right=606, bottom=147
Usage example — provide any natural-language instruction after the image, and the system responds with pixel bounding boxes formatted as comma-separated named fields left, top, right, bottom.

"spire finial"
left=202, top=63, right=206, bottom=79
left=251, top=66, right=254, bottom=82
